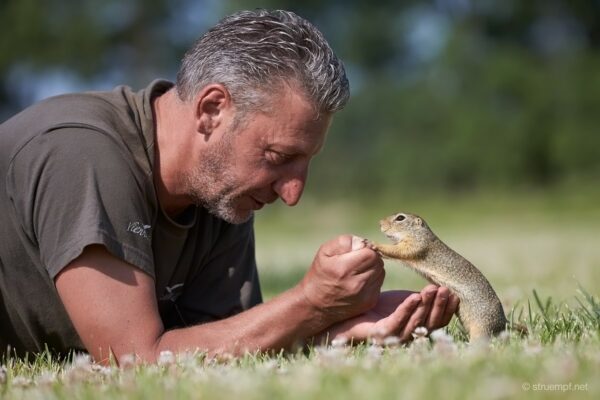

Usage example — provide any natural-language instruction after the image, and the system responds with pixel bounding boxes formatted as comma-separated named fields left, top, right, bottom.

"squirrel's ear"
left=415, top=217, right=423, bottom=226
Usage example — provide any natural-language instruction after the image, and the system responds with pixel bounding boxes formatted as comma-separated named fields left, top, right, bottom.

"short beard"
left=183, top=131, right=252, bottom=224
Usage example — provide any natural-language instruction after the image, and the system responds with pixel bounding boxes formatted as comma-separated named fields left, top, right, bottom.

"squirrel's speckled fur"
left=370, top=212, right=509, bottom=341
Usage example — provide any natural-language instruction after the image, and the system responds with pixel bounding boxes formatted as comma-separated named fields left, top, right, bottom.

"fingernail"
left=351, top=236, right=366, bottom=251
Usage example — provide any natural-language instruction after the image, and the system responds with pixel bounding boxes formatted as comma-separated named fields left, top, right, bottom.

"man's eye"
left=266, top=150, right=291, bottom=165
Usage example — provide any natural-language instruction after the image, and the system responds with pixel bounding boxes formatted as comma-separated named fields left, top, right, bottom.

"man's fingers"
left=399, top=286, right=437, bottom=341
left=425, top=286, right=450, bottom=328
left=320, top=235, right=354, bottom=256
left=440, top=292, right=460, bottom=326
left=375, top=290, right=416, bottom=316
left=336, top=246, right=383, bottom=276
left=375, top=293, right=421, bottom=338
left=368, top=264, right=386, bottom=289
left=321, top=235, right=373, bottom=255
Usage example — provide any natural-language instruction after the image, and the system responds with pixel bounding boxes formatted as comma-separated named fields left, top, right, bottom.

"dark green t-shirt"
left=0, top=80, right=262, bottom=356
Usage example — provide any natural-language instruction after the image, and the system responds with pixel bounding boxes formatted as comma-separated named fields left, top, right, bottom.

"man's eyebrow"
left=271, top=144, right=308, bottom=156
left=270, top=135, right=325, bottom=157
left=281, top=145, right=323, bottom=158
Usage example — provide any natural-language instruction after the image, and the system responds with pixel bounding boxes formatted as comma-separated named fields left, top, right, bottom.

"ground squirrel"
left=368, top=212, right=514, bottom=341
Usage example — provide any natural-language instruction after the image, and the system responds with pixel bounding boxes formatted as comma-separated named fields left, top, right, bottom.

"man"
left=0, top=10, right=458, bottom=363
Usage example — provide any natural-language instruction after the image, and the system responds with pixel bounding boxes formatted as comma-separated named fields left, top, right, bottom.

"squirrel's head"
left=379, top=212, right=433, bottom=244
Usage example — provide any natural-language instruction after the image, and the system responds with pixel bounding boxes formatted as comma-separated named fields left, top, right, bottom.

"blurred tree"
left=1, top=0, right=599, bottom=195
left=0, top=0, right=217, bottom=119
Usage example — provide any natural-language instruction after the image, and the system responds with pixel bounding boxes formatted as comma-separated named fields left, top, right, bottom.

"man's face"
left=185, top=87, right=331, bottom=224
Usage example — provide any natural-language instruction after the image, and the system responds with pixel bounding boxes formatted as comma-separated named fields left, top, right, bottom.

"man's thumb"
left=321, top=235, right=365, bottom=257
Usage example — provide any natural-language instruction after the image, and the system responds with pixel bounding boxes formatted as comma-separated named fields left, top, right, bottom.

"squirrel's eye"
left=394, top=214, right=406, bottom=222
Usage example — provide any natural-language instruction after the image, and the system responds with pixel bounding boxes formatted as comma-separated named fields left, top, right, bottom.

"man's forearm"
left=154, top=284, right=329, bottom=358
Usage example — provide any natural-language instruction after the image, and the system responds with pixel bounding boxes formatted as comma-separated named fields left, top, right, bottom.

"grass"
left=1, top=188, right=599, bottom=399
left=1, top=291, right=598, bottom=399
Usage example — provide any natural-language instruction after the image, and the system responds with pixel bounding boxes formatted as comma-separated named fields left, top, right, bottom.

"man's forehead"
left=267, top=114, right=330, bottom=153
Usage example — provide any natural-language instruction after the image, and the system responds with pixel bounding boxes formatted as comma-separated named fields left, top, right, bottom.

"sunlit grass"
left=1, top=189, right=599, bottom=399
left=1, top=289, right=598, bottom=399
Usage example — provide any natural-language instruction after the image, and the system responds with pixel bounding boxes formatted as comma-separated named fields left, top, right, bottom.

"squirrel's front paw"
left=362, top=239, right=379, bottom=252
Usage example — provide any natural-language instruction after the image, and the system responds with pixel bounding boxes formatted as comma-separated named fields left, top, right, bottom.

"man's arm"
left=55, top=235, right=384, bottom=363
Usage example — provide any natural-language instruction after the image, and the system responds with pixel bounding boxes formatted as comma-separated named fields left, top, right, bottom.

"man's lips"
left=250, top=196, right=266, bottom=210
left=249, top=194, right=278, bottom=210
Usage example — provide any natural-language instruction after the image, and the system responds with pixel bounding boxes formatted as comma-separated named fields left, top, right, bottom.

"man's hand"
left=299, top=235, right=385, bottom=325
left=318, top=285, right=459, bottom=344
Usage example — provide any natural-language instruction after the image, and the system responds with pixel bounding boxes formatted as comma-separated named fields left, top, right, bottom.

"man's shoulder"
left=1, top=87, right=128, bottom=156
left=1, top=82, right=167, bottom=176
left=20, top=86, right=137, bottom=135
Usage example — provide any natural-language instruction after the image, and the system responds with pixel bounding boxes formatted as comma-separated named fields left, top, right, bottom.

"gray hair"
left=176, top=9, right=350, bottom=115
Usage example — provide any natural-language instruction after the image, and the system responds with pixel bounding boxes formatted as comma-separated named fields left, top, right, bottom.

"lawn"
left=1, top=188, right=599, bottom=399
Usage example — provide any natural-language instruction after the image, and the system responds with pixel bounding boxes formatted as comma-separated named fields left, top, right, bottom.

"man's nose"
left=279, top=179, right=305, bottom=206
left=274, top=169, right=307, bottom=207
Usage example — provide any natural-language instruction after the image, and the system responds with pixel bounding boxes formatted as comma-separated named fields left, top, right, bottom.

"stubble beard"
left=184, top=132, right=253, bottom=225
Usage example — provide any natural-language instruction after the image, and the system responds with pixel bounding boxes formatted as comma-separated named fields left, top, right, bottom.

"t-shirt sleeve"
left=6, top=127, right=155, bottom=279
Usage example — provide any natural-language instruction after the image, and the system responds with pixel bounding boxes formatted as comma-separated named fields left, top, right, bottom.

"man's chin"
left=224, top=211, right=254, bottom=225
left=210, top=206, right=254, bottom=225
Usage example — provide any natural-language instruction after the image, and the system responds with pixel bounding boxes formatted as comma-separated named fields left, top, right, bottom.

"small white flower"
left=412, top=326, right=428, bottom=339
left=11, top=375, right=32, bottom=387
left=91, top=364, right=114, bottom=376
left=119, top=353, right=136, bottom=369
left=72, top=353, right=92, bottom=369
left=366, top=344, right=384, bottom=359
left=431, top=329, right=457, bottom=356
left=362, top=344, right=384, bottom=369
left=430, top=329, right=453, bottom=343
left=262, top=359, right=278, bottom=370
left=331, top=337, right=348, bottom=348
left=36, top=371, right=58, bottom=386
left=315, top=345, right=349, bottom=366
left=158, top=350, right=176, bottom=366
left=177, top=350, right=203, bottom=368
left=383, top=336, right=401, bottom=347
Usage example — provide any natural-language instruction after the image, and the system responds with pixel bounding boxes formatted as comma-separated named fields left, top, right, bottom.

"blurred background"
left=2, top=0, right=598, bottom=305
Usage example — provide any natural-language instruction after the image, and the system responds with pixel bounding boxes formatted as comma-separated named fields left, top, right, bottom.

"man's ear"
left=194, top=84, right=232, bottom=137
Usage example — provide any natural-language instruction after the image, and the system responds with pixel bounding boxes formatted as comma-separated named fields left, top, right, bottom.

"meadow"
left=1, top=187, right=599, bottom=399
